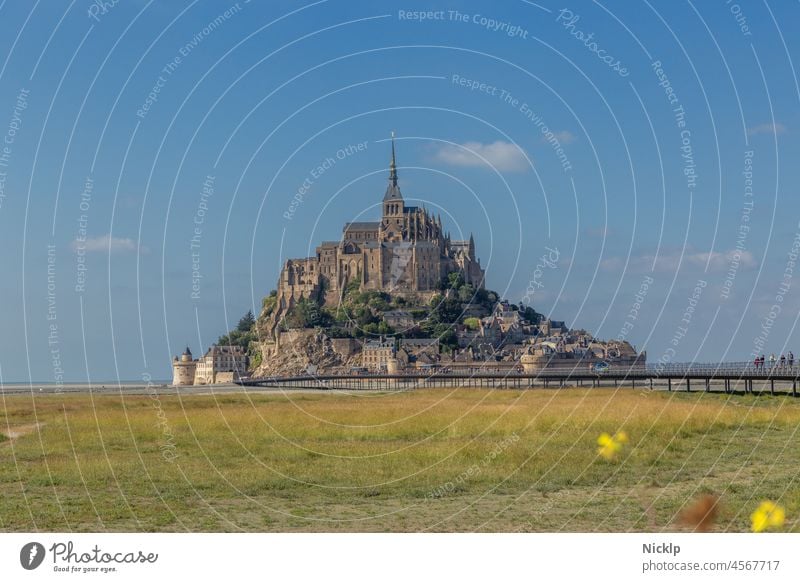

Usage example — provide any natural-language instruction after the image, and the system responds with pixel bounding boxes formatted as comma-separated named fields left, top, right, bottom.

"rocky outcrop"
left=254, top=329, right=362, bottom=377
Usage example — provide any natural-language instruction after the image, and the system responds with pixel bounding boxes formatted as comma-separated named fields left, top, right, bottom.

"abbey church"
left=274, top=135, right=485, bottom=315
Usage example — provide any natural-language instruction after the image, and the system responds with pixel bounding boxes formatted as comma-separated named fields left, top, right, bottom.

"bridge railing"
left=646, top=361, right=799, bottom=376
left=241, top=361, right=800, bottom=385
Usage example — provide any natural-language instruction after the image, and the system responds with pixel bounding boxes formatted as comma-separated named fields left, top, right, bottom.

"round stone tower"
left=386, top=357, right=401, bottom=374
left=520, top=353, right=541, bottom=374
left=172, top=347, right=197, bottom=386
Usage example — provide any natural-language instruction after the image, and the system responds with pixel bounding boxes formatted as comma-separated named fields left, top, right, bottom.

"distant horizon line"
left=0, top=379, right=172, bottom=386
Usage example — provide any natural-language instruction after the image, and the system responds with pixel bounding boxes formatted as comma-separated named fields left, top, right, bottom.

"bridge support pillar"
left=687, top=378, right=691, bottom=392
left=794, top=380, right=797, bottom=397
left=668, top=378, right=672, bottom=392
left=705, top=378, right=710, bottom=393
left=771, top=379, right=775, bottom=395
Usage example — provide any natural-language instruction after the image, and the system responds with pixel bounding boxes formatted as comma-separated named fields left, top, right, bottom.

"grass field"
left=1, top=388, right=798, bottom=532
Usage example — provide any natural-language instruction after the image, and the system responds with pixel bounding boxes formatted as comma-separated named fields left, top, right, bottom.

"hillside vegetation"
left=222, top=274, right=542, bottom=370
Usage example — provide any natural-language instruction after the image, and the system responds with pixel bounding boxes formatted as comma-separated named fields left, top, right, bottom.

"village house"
left=362, top=336, right=396, bottom=371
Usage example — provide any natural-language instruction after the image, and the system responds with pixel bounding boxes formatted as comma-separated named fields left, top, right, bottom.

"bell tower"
left=381, top=132, right=405, bottom=241
left=383, top=132, right=404, bottom=218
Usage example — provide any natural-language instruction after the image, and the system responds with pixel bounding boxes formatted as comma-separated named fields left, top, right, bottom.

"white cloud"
left=586, top=226, right=611, bottom=237
left=685, top=249, right=757, bottom=271
left=600, top=248, right=757, bottom=273
left=599, top=256, right=624, bottom=271
left=72, top=234, right=140, bottom=254
left=748, top=122, right=787, bottom=136
left=545, top=130, right=576, bottom=145
left=433, top=140, right=530, bottom=172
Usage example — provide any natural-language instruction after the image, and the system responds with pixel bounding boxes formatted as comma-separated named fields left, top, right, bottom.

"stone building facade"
left=362, top=336, right=396, bottom=371
left=194, top=345, right=249, bottom=384
left=171, top=345, right=249, bottom=385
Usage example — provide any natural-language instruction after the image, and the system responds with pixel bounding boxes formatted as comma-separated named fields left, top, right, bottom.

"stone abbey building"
left=274, top=135, right=485, bottom=317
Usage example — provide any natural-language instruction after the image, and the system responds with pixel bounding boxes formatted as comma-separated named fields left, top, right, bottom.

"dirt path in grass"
left=0, top=422, right=44, bottom=443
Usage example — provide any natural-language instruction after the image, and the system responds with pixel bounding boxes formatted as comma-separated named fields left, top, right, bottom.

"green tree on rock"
left=282, top=297, right=331, bottom=329
left=237, top=310, right=255, bottom=332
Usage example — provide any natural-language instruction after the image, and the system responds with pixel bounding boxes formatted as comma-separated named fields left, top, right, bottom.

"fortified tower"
left=172, top=347, right=197, bottom=386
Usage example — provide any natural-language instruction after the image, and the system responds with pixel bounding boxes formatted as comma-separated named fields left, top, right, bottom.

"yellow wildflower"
left=751, top=501, right=785, bottom=533
left=597, top=431, right=628, bottom=460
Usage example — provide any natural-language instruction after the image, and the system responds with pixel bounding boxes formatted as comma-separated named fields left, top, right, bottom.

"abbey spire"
left=389, top=130, right=398, bottom=187
left=383, top=131, right=403, bottom=207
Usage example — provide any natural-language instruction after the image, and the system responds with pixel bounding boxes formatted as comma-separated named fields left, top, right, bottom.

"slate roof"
left=343, top=221, right=380, bottom=231
left=383, top=183, right=403, bottom=201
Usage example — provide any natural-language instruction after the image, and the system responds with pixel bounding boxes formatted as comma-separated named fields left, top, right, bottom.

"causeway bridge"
left=238, top=362, right=800, bottom=396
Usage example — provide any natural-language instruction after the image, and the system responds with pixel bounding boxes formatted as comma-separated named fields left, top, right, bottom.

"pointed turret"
left=383, top=131, right=403, bottom=207
left=389, top=131, right=397, bottom=187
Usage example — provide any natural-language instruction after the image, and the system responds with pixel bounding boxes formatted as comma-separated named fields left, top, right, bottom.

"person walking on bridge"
left=789, top=352, right=795, bottom=369
left=769, top=353, right=776, bottom=369
left=754, top=356, right=760, bottom=370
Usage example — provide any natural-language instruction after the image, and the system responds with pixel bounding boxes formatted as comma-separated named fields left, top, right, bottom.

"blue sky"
left=0, top=0, right=798, bottom=382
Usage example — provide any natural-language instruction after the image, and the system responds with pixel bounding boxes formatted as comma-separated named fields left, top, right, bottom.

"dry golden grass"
left=1, top=388, right=798, bottom=532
